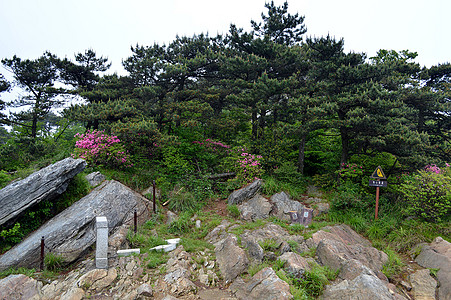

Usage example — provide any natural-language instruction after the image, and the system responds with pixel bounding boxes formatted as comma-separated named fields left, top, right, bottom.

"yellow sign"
left=371, top=166, right=386, bottom=179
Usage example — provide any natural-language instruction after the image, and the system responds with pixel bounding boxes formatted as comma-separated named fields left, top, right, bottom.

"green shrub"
left=382, top=248, right=404, bottom=279
left=227, top=204, right=240, bottom=218
left=0, top=267, right=35, bottom=279
left=0, top=170, right=12, bottom=188
left=168, top=212, right=193, bottom=235
left=44, top=253, right=64, bottom=271
left=401, top=170, right=451, bottom=222
left=331, top=181, right=363, bottom=210
left=258, top=238, right=279, bottom=252
left=292, top=263, right=338, bottom=297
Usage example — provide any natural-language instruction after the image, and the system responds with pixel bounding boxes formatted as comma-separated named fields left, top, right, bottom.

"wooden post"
left=153, top=180, right=156, bottom=213
left=375, top=186, right=380, bottom=220
left=40, top=236, right=44, bottom=271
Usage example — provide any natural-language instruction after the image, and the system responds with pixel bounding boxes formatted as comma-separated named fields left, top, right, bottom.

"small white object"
left=117, top=249, right=141, bottom=257
left=304, top=211, right=309, bottom=218
left=150, top=238, right=180, bottom=252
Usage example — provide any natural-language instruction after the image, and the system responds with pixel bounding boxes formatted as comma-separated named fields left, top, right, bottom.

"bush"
left=44, top=253, right=64, bottom=271
left=401, top=170, right=451, bottom=222
left=227, top=204, right=240, bottom=218
left=0, top=170, right=12, bottom=188
left=330, top=181, right=363, bottom=210
left=72, top=130, right=133, bottom=169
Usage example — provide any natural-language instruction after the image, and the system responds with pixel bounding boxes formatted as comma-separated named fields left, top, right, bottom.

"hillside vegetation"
left=0, top=1, right=450, bottom=283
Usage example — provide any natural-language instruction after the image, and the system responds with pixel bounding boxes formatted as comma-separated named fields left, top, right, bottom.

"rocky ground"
left=0, top=181, right=450, bottom=300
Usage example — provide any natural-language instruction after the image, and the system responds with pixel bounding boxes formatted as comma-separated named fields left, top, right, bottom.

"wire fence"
left=39, top=181, right=157, bottom=271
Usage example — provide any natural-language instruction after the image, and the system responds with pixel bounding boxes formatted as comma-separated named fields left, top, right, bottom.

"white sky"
left=0, top=0, right=450, bottom=78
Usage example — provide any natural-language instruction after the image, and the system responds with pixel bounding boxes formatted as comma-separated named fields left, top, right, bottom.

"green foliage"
left=330, top=181, right=364, bottom=210
left=180, top=237, right=213, bottom=252
left=0, top=223, right=24, bottom=251
left=258, top=238, right=280, bottom=252
left=248, top=261, right=272, bottom=277
left=0, top=267, right=35, bottom=279
left=337, top=163, right=364, bottom=183
left=55, top=173, right=91, bottom=212
left=227, top=204, right=240, bottom=218
left=261, top=175, right=306, bottom=200
left=382, top=247, right=404, bottom=279
left=44, top=253, right=64, bottom=271
left=0, top=170, right=12, bottom=188
left=165, top=187, right=202, bottom=213
left=291, top=263, right=338, bottom=297
left=168, top=212, right=193, bottom=235
left=401, top=170, right=451, bottom=222
left=145, top=251, right=168, bottom=269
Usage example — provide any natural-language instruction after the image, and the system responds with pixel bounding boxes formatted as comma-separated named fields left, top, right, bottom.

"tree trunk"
left=340, top=127, right=349, bottom=166
left=31, top=116, right=38, bottom=139
left=251, top=109, right=258, bottom=140
left=297, top=134, right=306, bottom=174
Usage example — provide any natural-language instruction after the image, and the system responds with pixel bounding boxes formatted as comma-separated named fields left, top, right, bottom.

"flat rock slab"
left=0, top=157, right=86, bottom=226
left=0, top=180, right=148, bottom=271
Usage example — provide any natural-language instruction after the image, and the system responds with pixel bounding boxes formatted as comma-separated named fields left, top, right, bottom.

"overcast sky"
left=0, top=0, right=450, bottom=78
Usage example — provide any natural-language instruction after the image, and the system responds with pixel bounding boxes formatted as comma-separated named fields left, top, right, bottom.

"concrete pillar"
left=96, top=216, right=108, bottom=269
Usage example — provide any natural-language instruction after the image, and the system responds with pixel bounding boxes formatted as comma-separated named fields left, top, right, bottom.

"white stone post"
left=96, top=216, right=108, bottom=269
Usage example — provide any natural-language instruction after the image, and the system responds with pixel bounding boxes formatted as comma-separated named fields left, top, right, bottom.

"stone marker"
left=96, top=217, right=108, bottom=269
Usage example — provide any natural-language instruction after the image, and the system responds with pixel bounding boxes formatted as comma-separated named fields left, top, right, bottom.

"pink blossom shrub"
left=72, top=130, right=132, bottom=168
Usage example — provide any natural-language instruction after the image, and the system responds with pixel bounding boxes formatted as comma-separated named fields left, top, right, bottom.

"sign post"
left=369, top=166, right=387, bottom=220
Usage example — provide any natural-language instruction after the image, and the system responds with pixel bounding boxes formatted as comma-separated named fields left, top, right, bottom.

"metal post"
left=134, top=210, right=137, bottom=233
left=153, top=180, right=156, bottom=213
left=375, top=186, right=380, bottom=220
left=40, top=236, right=44, bottom=271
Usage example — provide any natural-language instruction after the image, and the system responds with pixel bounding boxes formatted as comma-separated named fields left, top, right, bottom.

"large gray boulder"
left=227, top=179, right=262, bottom=205
left=239, top=194, right=272, bottom=221
left=0, top=157, right=86, bottom=226
left=414, top=237, right=451, bottom=300
left=215, top=235, right=249, bottom=284
left=270, top=192, right=304, bottom=221
left=0, top=180, right=148, bottom=271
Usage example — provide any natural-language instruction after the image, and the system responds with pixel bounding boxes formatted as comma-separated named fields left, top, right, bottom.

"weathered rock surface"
left=278, top=252, right=313, bottom=277
left=239, top=194, right=272, bottom=221
left=232, top=267, right=292, bottom=300
left=270, top=192, right=304, bottom=221
left=414, top=237, right=451, bottom=300
left=409, top=269, right=437, bottom=300
left=215, top=235, right=249, bottom=283
left=0, top=180, right=148, bottom=271
left=0, top=274, right=43, bottom=300
left=240, top=223, right=307, bottom=254
left=321, top=274, right=401, bottom=300
left=227, top=179, right=261, bottom=205
left=85, top=171, right=105, bottom=187
left=308, top=224, right=372, bottom=248
left=0, top=157, right=86, bottom=226
left=316, top=237, right=388, bottom=274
